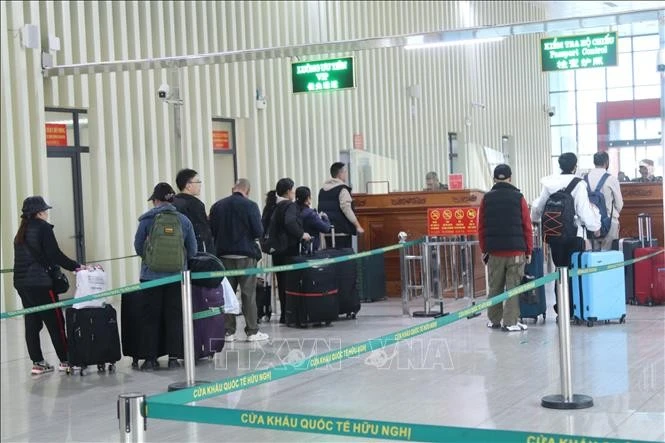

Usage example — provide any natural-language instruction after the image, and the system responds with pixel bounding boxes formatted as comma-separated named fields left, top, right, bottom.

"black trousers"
left=17, top=287, right=68, bottom=363
left=138, top=281, right=183, bottom=360
left=549, top=237, right=585, bottom=312
left=271, top=254, right=292, bottom=320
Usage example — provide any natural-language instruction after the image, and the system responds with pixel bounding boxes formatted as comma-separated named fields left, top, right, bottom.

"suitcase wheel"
left=648, top=300, right=654, bottom=307
left=97, top=364, right=106, bottom=373
left=325, top=320, right=332, bottom=326
left=542, top=313, right=546, bottom=323
left=586, top=320, right=593, bottom=327
left=619, top=315, right=626, bottom=324
left=108, top=363, right=116, bottom=372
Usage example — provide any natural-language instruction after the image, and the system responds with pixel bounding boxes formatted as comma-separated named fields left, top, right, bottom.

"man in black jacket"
left=318, top=162, right=364, bottom=249
left=209, top=178, right=267, bottom=342
left=173, top=168, right=214, bottom=252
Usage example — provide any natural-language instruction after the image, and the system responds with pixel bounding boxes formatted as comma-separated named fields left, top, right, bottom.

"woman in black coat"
left=13, top=196, right=80, bottom=375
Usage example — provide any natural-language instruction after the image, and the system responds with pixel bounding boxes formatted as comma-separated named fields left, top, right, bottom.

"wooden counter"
left=353, top=190, right=486, bottom=297
left=618, top=183, right=664, bottom=240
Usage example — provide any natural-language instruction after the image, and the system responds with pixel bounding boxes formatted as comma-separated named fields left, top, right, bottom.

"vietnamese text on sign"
left=292, top=57, right=355, bottom=94
left=540, top=32, right=617, bottom=72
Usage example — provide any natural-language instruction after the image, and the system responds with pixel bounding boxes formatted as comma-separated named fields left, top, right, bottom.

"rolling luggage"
left=285, top=246, right=339, bottom=327
left=612, top=238, right=641, bottom=304
left=633, top=213, right=665, bottom=306
left=66, top=304, right=121, bottom=375
left=322, top=227, right=361, bottom=318
left=256, top=278, right=272, bottom=323
left=191, top=284, right=225, bottom=359
left=571, top=250, right=626, bottom=326
left=357, top=254, right=386, bottom=303
left=519, top=247, right=546, bottom=323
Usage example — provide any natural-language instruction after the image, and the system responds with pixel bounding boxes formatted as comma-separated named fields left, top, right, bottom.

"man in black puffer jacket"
left=173, top=168, right=214, bottom=253
left=13, top=196, right=81, bottom=375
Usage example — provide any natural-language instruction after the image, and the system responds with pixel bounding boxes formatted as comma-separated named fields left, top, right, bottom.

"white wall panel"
left=1, top=0, right=550, bottom=311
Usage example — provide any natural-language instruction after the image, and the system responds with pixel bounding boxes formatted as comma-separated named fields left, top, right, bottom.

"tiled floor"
left=1, top=294, right=663, bottom=442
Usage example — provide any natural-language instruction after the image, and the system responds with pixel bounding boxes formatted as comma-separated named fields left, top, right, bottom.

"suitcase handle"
left=637, top=213, right=652, bottom=247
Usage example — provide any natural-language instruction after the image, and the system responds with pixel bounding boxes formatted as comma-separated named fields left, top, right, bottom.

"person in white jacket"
left=585, top=151, right=623, bottom=251
left=530, top=153, right=601, bottom=314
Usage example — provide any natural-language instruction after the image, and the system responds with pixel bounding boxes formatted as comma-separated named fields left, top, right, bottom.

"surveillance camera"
left=158, top=83, right=170, bottom=99
left=547, top=106, right=556, bottom=117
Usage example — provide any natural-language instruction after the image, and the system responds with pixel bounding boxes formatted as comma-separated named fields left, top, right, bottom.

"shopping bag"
left=222, top=277, right=240, bottom=314
left=73, top=266, right=108, bottom=309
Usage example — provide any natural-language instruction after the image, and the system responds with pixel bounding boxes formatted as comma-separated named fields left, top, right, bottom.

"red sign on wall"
left=353, top=133, right=364, bottom=150
left=45, top=123, right=68, bottom=147
left=213, top=130, right=230, bottom=150
left=448, top=173, right=463, bottom=190
left=427, top=207, right=479, bottom=236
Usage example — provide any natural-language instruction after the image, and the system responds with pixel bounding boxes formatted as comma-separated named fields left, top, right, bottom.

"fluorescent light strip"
left=404, top=36, right=505, bottom=50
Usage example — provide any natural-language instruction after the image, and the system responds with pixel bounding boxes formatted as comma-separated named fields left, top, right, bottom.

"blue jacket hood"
left=138, top=203, right=178, bottom=221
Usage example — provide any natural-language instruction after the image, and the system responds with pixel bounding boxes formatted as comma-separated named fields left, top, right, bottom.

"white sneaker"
left=225, top=333, right=236, bottom=342
left=503, top=322, right=528, bottom=332
left=58, top=362, right=70, bottom=372
left=246, top=331, right=269, bottom=342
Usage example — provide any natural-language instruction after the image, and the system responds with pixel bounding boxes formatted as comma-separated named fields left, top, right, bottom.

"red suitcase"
left=633, top=214, right=665, bottom=306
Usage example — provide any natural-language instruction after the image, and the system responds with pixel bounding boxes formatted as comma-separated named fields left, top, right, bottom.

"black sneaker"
left=140, top=359, right=157, bottom=371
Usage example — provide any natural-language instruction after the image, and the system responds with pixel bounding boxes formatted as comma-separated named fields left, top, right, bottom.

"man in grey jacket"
left=585, top=151, right=623, bottom=251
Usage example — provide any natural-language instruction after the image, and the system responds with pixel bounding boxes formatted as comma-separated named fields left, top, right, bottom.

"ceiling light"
left=404, top=36, right=505, bottom=50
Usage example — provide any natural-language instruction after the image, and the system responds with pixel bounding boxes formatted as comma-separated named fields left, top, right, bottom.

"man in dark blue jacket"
left=209, top=179, right=267, bottom=342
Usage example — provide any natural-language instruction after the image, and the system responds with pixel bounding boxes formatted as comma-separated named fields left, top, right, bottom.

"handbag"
left=25, top=242, right=70, bottom=294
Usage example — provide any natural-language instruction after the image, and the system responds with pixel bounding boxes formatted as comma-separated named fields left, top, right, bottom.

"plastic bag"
left=222, top=277, right=240, bottom=315
left=73, top=266, right=107, bottom=309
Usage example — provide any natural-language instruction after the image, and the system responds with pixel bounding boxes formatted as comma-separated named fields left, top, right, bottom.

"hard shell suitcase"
left=633, top=213, right=665, bottom=306
left=256, top=280, right=272, bottom=322
left=321, top=227, right=361, bottom=318
left=191, top=284, right=225, bottom=359
left=571, top=250, right=626, bottom=326
left=612, top=238, right=641, bottom=304
left=66, top=304, right=121, bottom=375
left=357, top=254, right=386, bottom=303
left=519, top=248, right=546, bottom=323
left=285, top=248, right=339, bottom=327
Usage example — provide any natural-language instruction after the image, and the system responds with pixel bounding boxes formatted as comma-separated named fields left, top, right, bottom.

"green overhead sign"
left=541, top=32, right=618, bottom=72
left=291, top=57, right=355, bottom=93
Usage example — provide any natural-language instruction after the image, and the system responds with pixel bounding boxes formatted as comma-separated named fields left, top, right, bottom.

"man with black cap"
left=478, top=164, right=533, bottom=332
left=530, top=153, right=601, bottom=314
left=13, top=196, right=81, bottom=375
left=133, top=182, right=197, bottom=370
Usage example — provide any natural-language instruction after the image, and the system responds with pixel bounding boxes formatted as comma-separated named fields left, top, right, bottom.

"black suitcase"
left=519, top=248, right=547, bottom=323
left=66, top=305, right=121, bottom=376
left=256, top=280, right=272, bottom=323
left=357, top=254, right=386, bottom=303
left=192, top=285, right=225, bottom=359
left=335, top=248, right=361, bottom=318
left=285, top=249, right=339, bottom=327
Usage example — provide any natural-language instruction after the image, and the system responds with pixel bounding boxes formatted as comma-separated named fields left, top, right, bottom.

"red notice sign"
left=448, top=173, right=463, bottom=190
left=45, top=123, right=67, bottom=147
left=428, top=207, right=479, bottom=236
left=213, top=130, right=230, bottom=150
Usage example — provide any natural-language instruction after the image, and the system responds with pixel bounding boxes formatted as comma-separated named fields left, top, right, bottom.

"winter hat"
left=21, top=196, right=52, bottom=218
left=148, top=182, right=176, bottom=202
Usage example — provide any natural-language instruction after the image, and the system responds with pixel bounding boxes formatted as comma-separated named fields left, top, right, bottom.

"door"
left=212, top=118, right=238, bottom=198
left=45, top=108, right=89, bottom=296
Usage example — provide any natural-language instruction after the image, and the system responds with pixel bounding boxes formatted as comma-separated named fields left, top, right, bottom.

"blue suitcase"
left=571, top=250, right=626, bottom=326
left=519, top=248, right=547, bottom=323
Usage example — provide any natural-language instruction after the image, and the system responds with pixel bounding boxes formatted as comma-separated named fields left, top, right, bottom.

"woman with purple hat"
left=12, top=196, right=81, bottom=375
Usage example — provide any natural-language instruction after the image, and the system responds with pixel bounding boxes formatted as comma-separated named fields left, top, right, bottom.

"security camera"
left=546, top=106, right=556, bottom=117
left=158, top=83, right=170, bottom=99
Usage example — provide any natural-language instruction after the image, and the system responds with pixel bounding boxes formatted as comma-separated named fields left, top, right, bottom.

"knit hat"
left=493, top=164, right=512, bottom=180
left=148, top=182, right=176, bottom=202
left=21, top=196, right=52, bottom=218
left=558, top=152, right=577, bottom=174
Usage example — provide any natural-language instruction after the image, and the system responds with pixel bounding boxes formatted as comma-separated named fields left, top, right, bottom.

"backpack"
left=260, top=202, right=289, bottom=255
left=542, top=177, right=581, bottom=244
left=584, top=173, right=612, bottom=238
left=143, top=210, right=185, bottom=272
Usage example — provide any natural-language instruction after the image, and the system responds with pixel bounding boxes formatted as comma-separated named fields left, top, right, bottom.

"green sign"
left=541, top=32, right=617, bottom=72
left=291, top=57, right=355, bottom=93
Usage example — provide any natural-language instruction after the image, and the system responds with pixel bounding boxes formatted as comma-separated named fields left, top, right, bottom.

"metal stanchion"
left=398, top=232, right=410, bottom=316
left=413, top=237, right=446, bottom=318
left=168, top=270, right=209, bottom=391
left=541, top=267, right=593, bottom=410
left=117, top=393, right=146, bottom=442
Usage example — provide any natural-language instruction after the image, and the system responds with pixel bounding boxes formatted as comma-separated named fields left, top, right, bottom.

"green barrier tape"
left=190, top=238, right=426, bottom=281
left=192, top=307, right=224, bottom=320
left=145, top=402, right=654, bottom=443
left=148, top=272, right=558, bottom=405
left=570, top=248, right=664, bottom=277
left=0, top=274, right=182, bottom=320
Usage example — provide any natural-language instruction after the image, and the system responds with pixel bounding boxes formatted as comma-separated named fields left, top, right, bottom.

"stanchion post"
left=398, top=232, right=410, bottom=316
left=117, top=393, right=146, bottom=442
left=541, top=267, right=593, bottom=409
left=168, top=270, right=209, bottom=391
left=413, top=237, right=439, bottom=318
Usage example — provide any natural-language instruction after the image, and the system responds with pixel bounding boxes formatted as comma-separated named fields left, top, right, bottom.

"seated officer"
left=424, top=171, right=448, bottom=190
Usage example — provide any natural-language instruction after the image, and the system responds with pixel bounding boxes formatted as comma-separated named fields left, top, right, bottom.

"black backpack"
left=542, top=177, right=581, bottom=244
left=260, top=201, right=290, bottom=255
